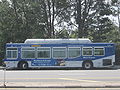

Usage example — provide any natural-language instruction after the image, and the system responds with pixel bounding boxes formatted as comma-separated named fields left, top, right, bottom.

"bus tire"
left=18, top=61, right=28, bottom=70
left=82, top=61, right=93, bottom=70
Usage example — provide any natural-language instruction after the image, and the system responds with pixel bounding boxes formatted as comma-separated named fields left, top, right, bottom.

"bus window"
left=83, top=47, right=93, bottom=56
left=6, top=48, right=18, bottom=59
left=94, top=47, right=104, bottom=56
left=22, top=47, right=35, bottom=59
left=37, top=47, right=50, bottom=59
left=53, top=47, right=66, bottom=59
left=68, top=47, right=81, bottom=58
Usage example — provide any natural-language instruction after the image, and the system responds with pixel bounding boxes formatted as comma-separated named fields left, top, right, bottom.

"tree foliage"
left=0, top=0, right=120, bottom=64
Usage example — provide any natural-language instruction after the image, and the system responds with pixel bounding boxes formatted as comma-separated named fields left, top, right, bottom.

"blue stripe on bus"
left=3, top=54, right=114, bottom=62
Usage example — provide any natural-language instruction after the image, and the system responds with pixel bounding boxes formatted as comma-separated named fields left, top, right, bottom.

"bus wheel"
left=82, top=61, right=93, bottom=70
left=19, top=62, right=28, bottom=70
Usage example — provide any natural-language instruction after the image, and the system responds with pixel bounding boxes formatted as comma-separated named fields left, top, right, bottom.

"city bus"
left=3, top=39, right=115, bottom=69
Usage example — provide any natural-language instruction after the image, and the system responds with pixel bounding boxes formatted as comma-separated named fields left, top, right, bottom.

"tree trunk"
left=52, top=0, right=55, bottom=38
left=118, top=4, right=120, bottom=33
left=76, top=0, right=82, bottom=38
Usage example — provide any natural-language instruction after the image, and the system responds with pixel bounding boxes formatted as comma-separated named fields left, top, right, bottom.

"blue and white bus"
left=3, top=39, right=115, bottom=69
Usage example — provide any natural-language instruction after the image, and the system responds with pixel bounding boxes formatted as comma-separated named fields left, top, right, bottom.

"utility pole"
left=0, top=66, right=6, bottom=87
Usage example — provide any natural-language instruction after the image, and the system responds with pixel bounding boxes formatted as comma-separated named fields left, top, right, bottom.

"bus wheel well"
left=18, top=61, right=28, bottom=69
left=82, top=60, right=93, bottom=69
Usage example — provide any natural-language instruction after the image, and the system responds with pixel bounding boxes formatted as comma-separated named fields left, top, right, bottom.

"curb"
left=1, top=85, right=120, bottom=88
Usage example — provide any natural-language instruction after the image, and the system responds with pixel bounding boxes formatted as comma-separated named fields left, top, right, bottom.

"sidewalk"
left=1, top=81, right=120, bottom=88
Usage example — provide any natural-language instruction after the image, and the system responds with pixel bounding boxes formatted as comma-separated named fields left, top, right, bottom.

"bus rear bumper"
left=110, top=65, right=120, bottom=69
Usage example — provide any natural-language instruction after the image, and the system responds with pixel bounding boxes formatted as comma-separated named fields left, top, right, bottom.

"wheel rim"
left=84, top=62, right=91, bottom=69
left=22, top=63, right=28, bottom=69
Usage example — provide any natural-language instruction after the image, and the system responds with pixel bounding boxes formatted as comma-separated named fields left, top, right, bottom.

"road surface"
left=0, top=69, right=120, bottom=83
left=0, top=69, right=120, bottom=88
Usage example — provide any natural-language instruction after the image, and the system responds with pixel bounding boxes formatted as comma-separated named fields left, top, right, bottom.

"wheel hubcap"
left=85, top=63, right=91, bottom=69
left=22, top=63, right=27, bottom=69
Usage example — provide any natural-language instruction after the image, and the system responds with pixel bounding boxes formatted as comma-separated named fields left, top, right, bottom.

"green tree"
left=111, top=0, right=120, bottom=38
left=41, top=0, right=72, bottom=38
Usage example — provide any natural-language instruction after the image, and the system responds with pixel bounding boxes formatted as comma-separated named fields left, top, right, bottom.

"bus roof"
left=24, top=38, right=92, bottom=44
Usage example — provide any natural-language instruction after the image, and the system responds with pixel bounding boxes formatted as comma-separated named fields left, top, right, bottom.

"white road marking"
left=59, top=78, right=102, bottom=82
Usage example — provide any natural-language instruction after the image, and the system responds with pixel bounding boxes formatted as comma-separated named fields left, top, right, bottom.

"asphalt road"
left=0, top=69, right=120, bottom=83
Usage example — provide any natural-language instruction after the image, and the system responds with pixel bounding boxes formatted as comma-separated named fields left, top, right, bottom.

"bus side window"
left=21, top=47, right=35, bottom=59
left=37, top=47, right=51, bottom=59
left=94, top=47, right=104, bottom=56
left=53, top=47, right=66, bottom=59
left=6, top=48, right=18, bottom=59
left=82, top=47, right=93, bottom=56
left=68, top=47, right=81, bottom=58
